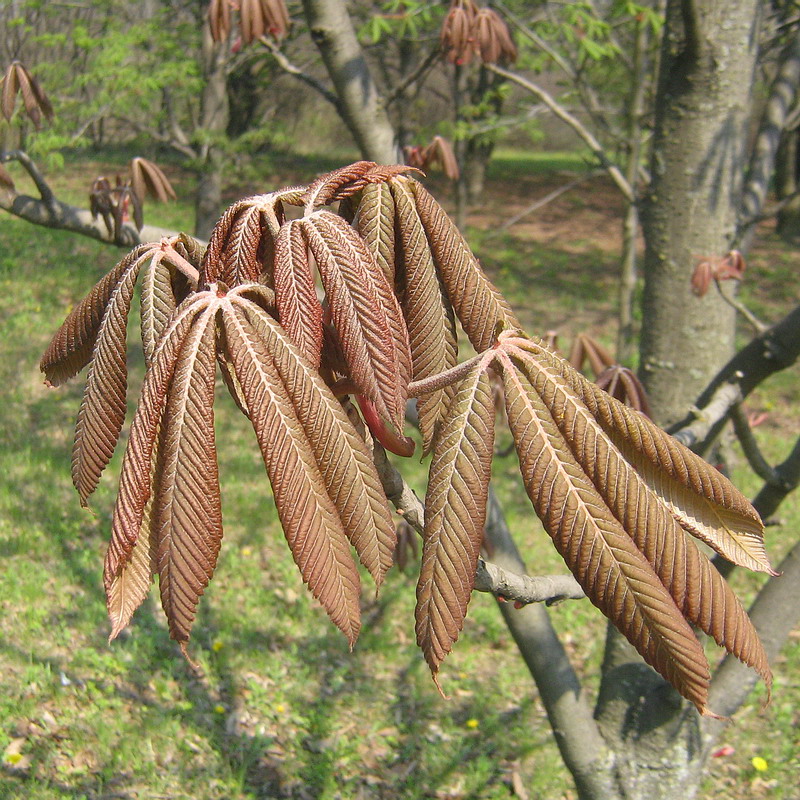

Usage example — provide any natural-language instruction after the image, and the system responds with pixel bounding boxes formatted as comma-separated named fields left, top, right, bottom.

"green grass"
left=0, top=152, right=799, bottom=799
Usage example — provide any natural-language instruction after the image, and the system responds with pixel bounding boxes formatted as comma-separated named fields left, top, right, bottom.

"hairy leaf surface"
left=105, top=296, right=215, bottom=593
left=40, top=244, right=152, bottom=386
left=500, top=352, right=713, bottom=711
left=516, top=336, right=773, bottom=574
left=416, top=366, right=495, bottom=674
left=274, top=219, right=324, bottom=366
left=107, top=497, right=157, bottom=640
left=233, top=291, right=397, bottom=585
left=354, top=182, right=396, bottom=284
left=154, top=307, right=222, bottom=643
left=302, top=210, right=411, bottom=430
left=411, top=180, right=520, bottom=351
left=222, top=298, right=362, bottom=643
left=303, top=161, right=414, bottom=209
left=391, top=177, right=459, bottom=453
left=71, top=249, right=156, bottom=504
left=506, top=344, right=771, bottom=692
left=141, top=252, right=178, bottom=365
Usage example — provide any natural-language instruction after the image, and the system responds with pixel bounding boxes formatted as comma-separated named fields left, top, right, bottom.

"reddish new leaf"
left=416, top=364, right=495, bottom=676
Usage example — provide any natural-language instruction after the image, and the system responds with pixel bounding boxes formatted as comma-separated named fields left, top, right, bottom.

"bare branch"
left=500, top=169, right=605, bottom=230
left=1, top=150, right=182, bottom=248
left=384, top=46, right=441, bottom=106
left=670, top=380, right=742, bottom=448
left=474, top=559, right=585, bottom=604
left=257, top=35, right=343, bottom=111
left=486, top=64, right=634, bottom=203
left=730, top=403, right=782, bottom=485
left=739, top=26, right=800, bottom=231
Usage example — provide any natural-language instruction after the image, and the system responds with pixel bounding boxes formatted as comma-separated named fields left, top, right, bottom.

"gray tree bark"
left=639, top=0, right=761, bottom=427
left=300, top=0, right=398, bottom=165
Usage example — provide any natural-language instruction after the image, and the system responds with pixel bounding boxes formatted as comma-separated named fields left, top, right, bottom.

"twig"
left=474, top=560, right=585, bottom=605
left=729, top=403, right=783, bottom=485
left=486, top=64, right=634, bottom=203
left=258, top=36, right=342, bottom=112
left=384, top=46, right=441, bottom=106
left=372, top=442, right=584, bottom=606
left=499, top=169, right=604, bottom=230
left=670, top=380, right=742, bottom=448
left=715, top=279, right=768, bottom=334
left=2, top=149, right=57, bottom=210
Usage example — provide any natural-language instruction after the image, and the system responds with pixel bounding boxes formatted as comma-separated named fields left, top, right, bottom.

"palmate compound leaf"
left=301, top=210, right=412, bottom=432
left=415, top=363, right=495, bottom=676
left=516, top=336, right=775, bottom=576
left=221, top=289, right=399, bottom=642
left=497, top=349, right=714, bottom=711
left=495, top=336, right=772, bottom=711
left=106, top=294, right=218, bottom=638
left=389, top=177, right=459, bottom=454
left=202, top=189, right=303, bottom=288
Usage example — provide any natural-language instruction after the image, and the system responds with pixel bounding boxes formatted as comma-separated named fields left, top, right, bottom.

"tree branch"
left=486, top=64, right=635, bottom=203
left=668, top=303, right=800, bottom=451
left=371, top=443, right=585, bottom=606
left=1, top=150, right=183, bottom=248
left=257, top=36, right=343, bottom=112
left=739, top=26, right=800, bottom=233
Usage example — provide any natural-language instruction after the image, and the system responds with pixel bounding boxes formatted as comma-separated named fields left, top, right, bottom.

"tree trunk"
left=589, top=1, right=763, bottom=796
left=776, top=127, right=800, bottom=238
left=301, top=0, right=398, bottom=164
left=194, top=24, right=229, bottom=241
left=639, top=0, right=761, bottom=427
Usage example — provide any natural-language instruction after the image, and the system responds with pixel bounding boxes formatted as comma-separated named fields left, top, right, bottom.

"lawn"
left=0, top=150, right=798, bottom=799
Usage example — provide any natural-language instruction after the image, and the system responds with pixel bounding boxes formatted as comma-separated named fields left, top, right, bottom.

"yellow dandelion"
left=4, top=752, right=22, bottom=765
left=212, top=640, right=224, bottom=652
left=465, top=718, right=479, bottom=729
left=751, top=756, right=768, bottom=772
left=213, top=704, right=226, bottom=714
left=275, top=704, right=286, bottom=714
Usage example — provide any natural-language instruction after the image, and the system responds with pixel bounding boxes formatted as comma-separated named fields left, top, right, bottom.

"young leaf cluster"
left=42, top=161, right=773, bottom=715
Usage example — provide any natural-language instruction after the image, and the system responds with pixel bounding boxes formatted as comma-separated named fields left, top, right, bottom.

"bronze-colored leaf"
left=104, top=295, right=216, bottom=592
left=130, top=157, right=177, bottom=204
left=40, top=244, right=154, bottom=386
left=518, top=336, right=773, bottom=574
left=416, top=365, right=495, bottom=675
left=221, top=298, right=362, bottom=643
left=1, top=62, right=20, bottom=121
left=141, top=251, right=178, bottom=365
left=274, top=219, right=324, bottom=366
left=410, top=179, right=521, bottom=351
left=354, top=182, right=396, bottom=284
left=107, top=500, right=158, bottom=640
left=499, top=335, right=772, bottom=697
left=153, top=307, right=222, bottom=643
left=71, top=248, right=154, bottom=505
left=499, top=350, right=714, bottom=711
left=302, top=162, right=416, bottom=210
left=208, top=0, right=231, bottom=41
left=231, top=289, right=397, bottom=587
left=202, top=192, right=292, bottom=287
left=302, top=210, right=411, bottom=430
left=390, top=177, right=459, bottom=453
